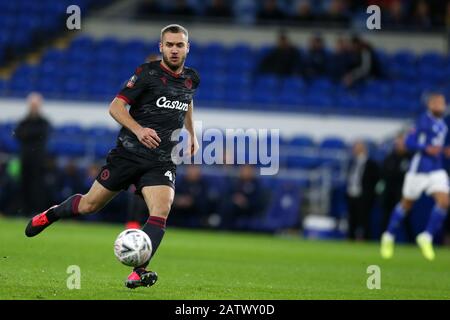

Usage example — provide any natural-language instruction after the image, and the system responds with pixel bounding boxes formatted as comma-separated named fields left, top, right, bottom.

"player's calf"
left=134, top=215, right=167, bottom=271
left=25, top=194, right=82, bottom=237
left=433, top=192, right=449, bottom=211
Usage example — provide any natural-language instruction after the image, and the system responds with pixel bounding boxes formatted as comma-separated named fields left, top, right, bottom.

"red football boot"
left=25, top=205, right=58, bottom=237
left=125, top=268, right=158, bottom=289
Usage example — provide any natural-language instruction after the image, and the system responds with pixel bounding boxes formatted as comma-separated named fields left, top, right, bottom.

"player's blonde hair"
left=160, top=24, right=189, bottom=41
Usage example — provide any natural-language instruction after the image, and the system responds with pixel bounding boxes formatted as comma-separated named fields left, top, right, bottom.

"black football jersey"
left=116, top=60, right=200, bottom=163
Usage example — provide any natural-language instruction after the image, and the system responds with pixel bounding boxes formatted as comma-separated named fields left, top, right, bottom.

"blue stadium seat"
left=286, top=155, right=323, bottom=169
left=390, top=80, right=419, bottom=98
left=48, top=137, right=86, bottom=157
left=41, top=49, right=66, bottom=64
left=96, top=37, right=120, bottom=51
left=250, top=90, right=275, bottom=106
left=305, top=92, right=333, bottom=109
left=1, top=31, right=445, bottom=118
left=1, top=133, right=19, bottom=153
left=279, top=91, right=306, bottom=106
left=227, top=43, right=253, bottom=60
left=288, top=135, right=315, bottom=148
left=319, top=137, right=347, bottom=150
left=418, top=65, right=446, bottom=84
left=0, top=79, right=6, bottom=93
left=85, top=126, right=117, bottom=141
left=254, top=75, right=279, bottom=89
left=225, top=87, right=251, bottom=104
left=418, top=51, right=444, bottom=68
left=281, top=76, right=306, bottom=92
left=360, top=93, right=380, bottom=110
left=70, top=35, right=95, bottom=51
left=390, top=50, right=416, bottom=66
left=362, top=80, right=390, bottom=97
left=227, top=59, right=254, bottom=73
left=201, top=42, right=227, bottom=58
left=309, top=78, right=334, bottom=93
left=388, top=62, right=418, bottom=81
left=241, top=179, right=303, bottom=232
left=55, top=124, right=84, bottom=139
left=94, top=140, right=115, bottom=159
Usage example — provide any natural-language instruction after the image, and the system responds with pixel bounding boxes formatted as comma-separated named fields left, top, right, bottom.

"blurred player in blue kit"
left=381, top=93, right=450, bottom=260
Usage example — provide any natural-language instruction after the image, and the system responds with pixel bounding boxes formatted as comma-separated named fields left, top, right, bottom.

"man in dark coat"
left=346, top=141, right=380, bottom=240
left=15, top=92, right=51, bottom=215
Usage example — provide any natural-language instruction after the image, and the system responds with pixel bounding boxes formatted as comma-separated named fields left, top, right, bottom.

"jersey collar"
left=427, top=111, right=444, bottom=123
left=160, top=61, right=183, bottom=78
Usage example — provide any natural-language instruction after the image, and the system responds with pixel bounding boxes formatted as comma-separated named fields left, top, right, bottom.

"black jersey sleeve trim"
left=116, top=94, right=133, bottom=105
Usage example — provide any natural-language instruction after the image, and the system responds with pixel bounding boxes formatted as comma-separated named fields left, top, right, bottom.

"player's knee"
left=400, top=199, right=414, bottom=212
left=149, top=202, right=172, bottom=218
left=437, top=196, right=450, bottom=210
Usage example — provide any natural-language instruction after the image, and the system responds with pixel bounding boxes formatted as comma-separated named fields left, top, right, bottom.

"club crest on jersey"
left=156, top=96, right=189, bottom=111
left=100, top=169, right=110, bottom=180
left=184, top=78, right=192, bottom=89
left=126, top=75, right=138, bottom=88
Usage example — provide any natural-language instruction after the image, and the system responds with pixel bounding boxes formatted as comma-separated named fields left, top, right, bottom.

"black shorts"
left=96, top=147, right=176, bottom=194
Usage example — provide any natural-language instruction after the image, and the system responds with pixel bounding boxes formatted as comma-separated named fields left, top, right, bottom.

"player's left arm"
left=443, top=128, right=450, bottom=158
left=184, top=100, right=199, bottom=156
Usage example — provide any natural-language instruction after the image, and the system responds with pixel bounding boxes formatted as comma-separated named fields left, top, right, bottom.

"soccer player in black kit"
left=25, top=24, right=200, bottom=289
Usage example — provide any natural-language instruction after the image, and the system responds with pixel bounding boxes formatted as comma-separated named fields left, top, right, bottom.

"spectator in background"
left=330, top=36, right=352, bottom=82
left=0, top=161, right=10, bottom=214
left=303, top=34, right=329, bottom=79
left=323, top=0, right=350, bottom=26
left=125, top=186, right=148, bottom=229
left=257, top=0, right=285, bottom=23
left=219, top=165, right=265, bottom=230
left=134, top=0, right=163, bottom=19
left=342, top=36, right=381, bottom=88
left=15, top=92, right=51, bottom=215
left=42, top=157, right=61, bottom=210
left=257, top=31, right=301, bottom=76
left=444, top=1, right=450, bottom=29
left=410, top=0, right=432, bottom=29
left=346, top=141, right=380, bottom=240
left=169, top=0, right=196, bottom=18
left=291, top=0, right=316, bottom=24
left=59, top=160, right=84, bottom=202
left=82, top=163, right=101, bottom=194
left=380, top=133, right=413, bottom=240
left=205, top=0, right=233, bottom=19
left=0, top=159, right=19, bottom=216
left=382, top=0, right=406, bottom=29
left=3, top=158, right=22, bottom=216
left=171, top=165, right=209, bottom=227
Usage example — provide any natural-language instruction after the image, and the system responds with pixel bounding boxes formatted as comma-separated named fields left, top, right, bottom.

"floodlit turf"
left=0, top=216, right=449, bottom=300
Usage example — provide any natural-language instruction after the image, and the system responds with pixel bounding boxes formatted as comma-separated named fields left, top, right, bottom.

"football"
left=114, top=229, right=152, bottom=267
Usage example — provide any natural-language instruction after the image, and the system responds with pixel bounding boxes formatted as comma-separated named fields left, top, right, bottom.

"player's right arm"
left=404, top=118, right=440, bottom=156
left=109, top=98, right=160, bottom=149
left=110, top=64, right=161, bottom=149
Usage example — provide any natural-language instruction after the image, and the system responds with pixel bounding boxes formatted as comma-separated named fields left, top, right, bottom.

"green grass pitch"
left=0, top=216, right=449, bottom=300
